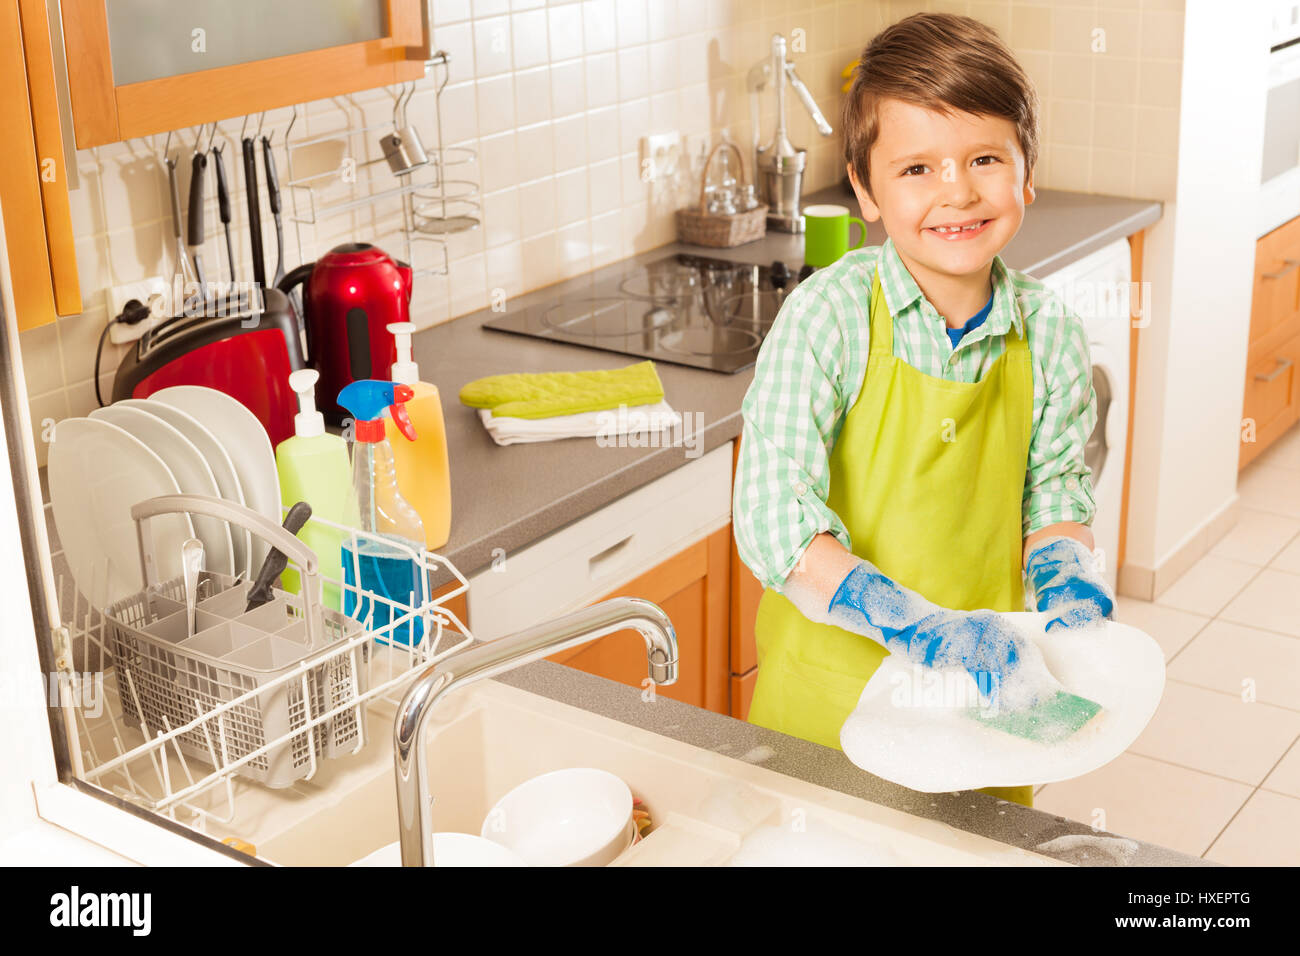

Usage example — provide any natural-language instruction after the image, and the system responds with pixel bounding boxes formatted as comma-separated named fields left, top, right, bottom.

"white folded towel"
left=477, top=400, right=683, bottom=446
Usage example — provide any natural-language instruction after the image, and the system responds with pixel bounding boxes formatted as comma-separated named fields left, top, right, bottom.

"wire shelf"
left=283, top=51, right=479, bottom=271
left=61, top=510, right=477, bottom=830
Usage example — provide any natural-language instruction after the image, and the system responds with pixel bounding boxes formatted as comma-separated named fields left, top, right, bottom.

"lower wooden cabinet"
left=1241, top=332, right=1300, bottom=468
left=447, top=440, right=764, bottom=719
left=1242, top=216, right=1300, bottom=468
left=546, top=527, right=731, bottom=712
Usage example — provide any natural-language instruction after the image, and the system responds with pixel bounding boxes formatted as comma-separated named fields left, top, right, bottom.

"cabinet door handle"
left=589, top=534, right=635, bottom=580
left=1255, top=357, right=1294, bottom=382
left=1261, top=258, right=1300, bottom=279
left=404, top=0, right=431, bottom=60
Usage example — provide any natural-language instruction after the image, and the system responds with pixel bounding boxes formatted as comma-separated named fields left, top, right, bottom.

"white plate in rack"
left=48, top=417, right=195, bottom=610
left=147, top=386, right=282, bottom=575
left=114, top=398, right=253, bottom=580
left=89, top=404, right=235, bottom=576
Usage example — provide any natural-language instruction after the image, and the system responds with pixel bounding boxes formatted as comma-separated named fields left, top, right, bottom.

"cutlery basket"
left=104, top=495, right=368, bottom=789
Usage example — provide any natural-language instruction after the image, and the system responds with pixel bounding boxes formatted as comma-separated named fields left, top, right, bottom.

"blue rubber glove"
left=826, top=560, right=1031, bottom=704
left=1025, top=536, right=1115, bottom=632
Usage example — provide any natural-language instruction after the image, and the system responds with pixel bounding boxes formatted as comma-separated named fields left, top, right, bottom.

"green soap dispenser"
left=274, top=368, right=358, bottom=610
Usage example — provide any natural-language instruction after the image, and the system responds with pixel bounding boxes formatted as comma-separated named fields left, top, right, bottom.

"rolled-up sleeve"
left=1022, top=293, right=1098, bottom=535
left=733, top=286, right=853, bottom=591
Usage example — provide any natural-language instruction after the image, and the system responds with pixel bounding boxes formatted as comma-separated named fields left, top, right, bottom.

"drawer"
left=1241, top=331, right=1300, bottom=468
left=1250, top=217, right=1300, bottom=349
left=467, top=442, right=734, bottom=640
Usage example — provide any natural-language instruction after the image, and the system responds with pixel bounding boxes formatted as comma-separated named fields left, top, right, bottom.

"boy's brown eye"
left=903, top=164, right=927, bottom=176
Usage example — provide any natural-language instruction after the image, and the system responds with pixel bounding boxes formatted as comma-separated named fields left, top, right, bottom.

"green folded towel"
left=459, top=360, right=666, bottom=419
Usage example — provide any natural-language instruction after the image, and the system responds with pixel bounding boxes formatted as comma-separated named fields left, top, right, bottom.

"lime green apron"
left=747, top=262, right=1035, bottom=808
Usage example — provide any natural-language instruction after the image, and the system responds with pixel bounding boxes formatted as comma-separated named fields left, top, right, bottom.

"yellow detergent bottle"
left=275, top=369, right=359, bottom=610
left=385, top=322, right=452, bottom=550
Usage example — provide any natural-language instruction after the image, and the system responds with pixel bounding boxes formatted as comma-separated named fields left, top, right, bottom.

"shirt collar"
left=875, top=235, right=1025, bottom=340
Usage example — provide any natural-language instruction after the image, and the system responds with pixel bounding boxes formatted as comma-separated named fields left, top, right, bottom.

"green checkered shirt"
left=734, top=236, right=1098, bottom=592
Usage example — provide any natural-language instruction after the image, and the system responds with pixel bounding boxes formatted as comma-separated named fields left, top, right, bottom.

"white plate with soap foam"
left=839, top=611, right=1165, bottom=793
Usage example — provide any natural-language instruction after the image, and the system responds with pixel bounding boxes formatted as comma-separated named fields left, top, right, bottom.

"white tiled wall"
left=19, top=0, right=1185, bottom=466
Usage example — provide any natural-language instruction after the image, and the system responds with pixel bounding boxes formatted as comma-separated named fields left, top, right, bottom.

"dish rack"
left=62, top=494, right=477, bottom=831
left=283, top=50, right=479, bottom=281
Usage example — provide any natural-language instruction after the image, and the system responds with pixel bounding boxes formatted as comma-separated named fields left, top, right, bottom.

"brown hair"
left=842, top=13, right=1039, bottom=202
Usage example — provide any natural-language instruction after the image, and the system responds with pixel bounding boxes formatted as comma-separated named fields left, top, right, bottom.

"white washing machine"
left=1038, top=238, right=1132, bottom=591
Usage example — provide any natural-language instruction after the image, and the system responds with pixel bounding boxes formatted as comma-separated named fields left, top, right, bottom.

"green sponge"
left=968, top=690, right=1102, bottom=744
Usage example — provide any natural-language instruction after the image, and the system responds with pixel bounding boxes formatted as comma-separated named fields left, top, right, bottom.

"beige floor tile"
left=1255, top=422, right=1300, bottom=472
left=1262, top=740, right=1300, bottom=798
left=1272, top=535, right=1300, bottom=575
left=1114, top=596, right=1209, bottom=660
left=1166, top=620, right=1300, bottom=710
left=1128, top=680, right=1300, bottom=784
left=1203, top=790, right=1300, bottom=866
left=1154, top=553, right=1259, bottom=617
left=1033, top=752, right=1252, bottom=858
left=1236, top=461, right=1300, bottom=519
left=1219, top=568, right=1300, bottom=638
left=1210, top=508, right=1300, bottom=566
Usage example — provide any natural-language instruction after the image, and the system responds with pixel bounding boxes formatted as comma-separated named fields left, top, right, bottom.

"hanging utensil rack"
left=282, top=51, right=480, bottom=280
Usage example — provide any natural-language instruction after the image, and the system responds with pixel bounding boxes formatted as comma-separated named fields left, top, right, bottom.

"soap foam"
left=840, top=612, right=1165, bottom=792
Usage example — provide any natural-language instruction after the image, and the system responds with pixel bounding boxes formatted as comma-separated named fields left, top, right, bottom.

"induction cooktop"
left=482, top=252, right=803, bottom=373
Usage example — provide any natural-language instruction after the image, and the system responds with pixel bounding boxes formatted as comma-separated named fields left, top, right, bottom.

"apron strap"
left=867, top=264, right=893, bottom=358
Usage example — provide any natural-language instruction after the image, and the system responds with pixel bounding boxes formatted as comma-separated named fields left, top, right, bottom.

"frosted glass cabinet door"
left=60, top=0, right=429, bottom=147
left=105, top=0, right=389, bottom=85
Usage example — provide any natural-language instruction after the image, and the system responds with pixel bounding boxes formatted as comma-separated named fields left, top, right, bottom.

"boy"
left=733, top=13, right=1115, bottom=809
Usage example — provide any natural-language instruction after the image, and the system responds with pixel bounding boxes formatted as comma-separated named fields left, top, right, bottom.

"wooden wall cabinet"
left=60, top=0, right=430, bottom=148
left=1, top=0, right=82, bottom=328
left=1241, top=216, right=1300, bottom=468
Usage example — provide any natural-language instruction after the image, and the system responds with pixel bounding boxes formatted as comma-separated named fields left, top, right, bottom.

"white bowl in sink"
left=351, top=832, right=527, bottom=867
left=480, top=767, right=634, bottom=866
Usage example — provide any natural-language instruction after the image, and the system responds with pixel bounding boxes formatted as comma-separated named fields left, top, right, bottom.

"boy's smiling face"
left=848, top=97, right=1035, bottom=291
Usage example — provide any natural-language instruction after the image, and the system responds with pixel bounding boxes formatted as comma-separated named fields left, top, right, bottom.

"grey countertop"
left=413, top=183, right=1163, bottom=588
left=409, top=183, right=1189, bottom=866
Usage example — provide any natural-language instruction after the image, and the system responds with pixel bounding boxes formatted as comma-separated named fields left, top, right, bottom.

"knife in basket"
left=245, top=501, right=313, bottom=612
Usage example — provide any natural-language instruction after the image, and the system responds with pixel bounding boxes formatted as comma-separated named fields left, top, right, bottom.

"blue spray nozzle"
left=338, top=379, right=416, bottom=443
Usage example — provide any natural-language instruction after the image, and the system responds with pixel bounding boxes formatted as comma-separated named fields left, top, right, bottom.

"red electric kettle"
left=278, top=242, right=413, bottom=424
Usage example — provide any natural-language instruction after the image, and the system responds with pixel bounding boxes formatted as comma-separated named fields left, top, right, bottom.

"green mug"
left=803, top=204, right=868, bottom=267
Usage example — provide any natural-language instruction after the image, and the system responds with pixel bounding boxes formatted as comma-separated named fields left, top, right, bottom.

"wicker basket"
left=675, top=142, right=767, bottom=248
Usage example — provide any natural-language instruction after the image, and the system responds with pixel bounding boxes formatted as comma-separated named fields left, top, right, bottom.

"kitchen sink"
left=148, top=666, right=1069, bottom=867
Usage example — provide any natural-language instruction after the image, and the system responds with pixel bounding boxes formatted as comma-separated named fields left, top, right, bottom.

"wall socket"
left=639, top=131, right=683, bottom=183
left=105, top=276, right=170, bottom=344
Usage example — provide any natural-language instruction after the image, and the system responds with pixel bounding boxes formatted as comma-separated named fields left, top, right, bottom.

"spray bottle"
left=337, top=379, right=427, bottom=646
left=274, top=369, right=358, bottom=610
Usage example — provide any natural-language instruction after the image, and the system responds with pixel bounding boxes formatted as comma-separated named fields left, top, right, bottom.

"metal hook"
left=240, top=113, right=250, bottom=140
left=431, top=50, right=451, bottom=97
left=162, top=129, right=175, bottom=165
left=201, top=122, right=217, bottom=153
left=284, top=104, right=298, bottom=147
left=256, top=110, right=266, bottom=139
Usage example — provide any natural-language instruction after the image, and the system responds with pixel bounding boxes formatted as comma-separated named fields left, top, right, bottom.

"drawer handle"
left=589, top=534, right=635, bottom=579
left=1255, top=357, right=1294, bottom=382
left=1261, top=258, right=1300, bottom=279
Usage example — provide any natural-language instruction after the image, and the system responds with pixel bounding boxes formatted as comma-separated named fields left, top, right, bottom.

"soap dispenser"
left=274, top=369, right=358, bottom=610
left=385, top=322, right=452, bottom=549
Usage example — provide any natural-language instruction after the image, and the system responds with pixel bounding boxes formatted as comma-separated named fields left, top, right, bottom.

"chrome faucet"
left=393, top=597, right=678, bottom=867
